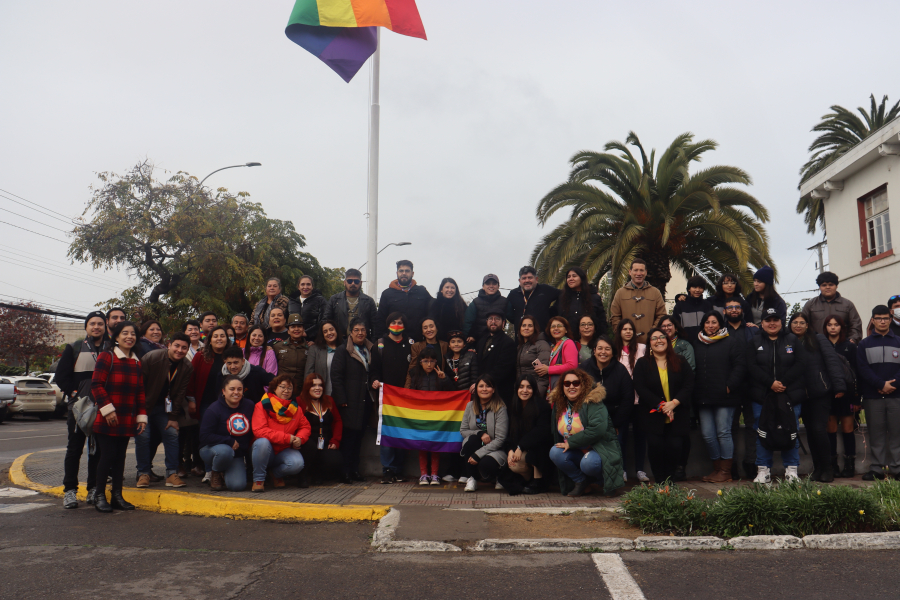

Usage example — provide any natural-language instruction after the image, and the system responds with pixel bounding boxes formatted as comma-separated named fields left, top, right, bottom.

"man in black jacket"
left=135, top=333, right=194, bottom=489
left=57, top=311, right=109, bottom=509
left=215, top=347, right=275, bottom=405
left=724, top=298, right=757, bottom=479
left=374, top=260, right=433, bottom=341
left=288, top=275, right=327, bottom=344
left=372, top=312, right=414, bottom=483
left=506, top=266, right=560, bottom=333
left=323, top=269, right=377, bottom=340
left=475, top=310, right=517, bottom=402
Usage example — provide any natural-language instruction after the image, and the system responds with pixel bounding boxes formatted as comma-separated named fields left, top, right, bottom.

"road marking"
left=0, top=434, right=67, bottom=442
left=0, top=487, right=38, bottom=498
left=0, top=503, right=50, bottom=513
left=592, top=554, right=646, bottom=600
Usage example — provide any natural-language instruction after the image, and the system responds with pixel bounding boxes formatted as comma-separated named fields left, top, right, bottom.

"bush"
left=621, top=479, right=899, bottom=537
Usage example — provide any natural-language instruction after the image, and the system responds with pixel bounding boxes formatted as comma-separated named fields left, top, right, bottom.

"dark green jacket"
left=550, top=384, right=625, bottom=495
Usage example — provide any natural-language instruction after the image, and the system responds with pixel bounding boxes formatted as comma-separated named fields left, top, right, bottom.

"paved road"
left=0, top=415, right=68, bottom=462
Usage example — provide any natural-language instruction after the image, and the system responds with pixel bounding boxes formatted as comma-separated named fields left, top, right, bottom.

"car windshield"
left=17, top=380, right=51, bottom=388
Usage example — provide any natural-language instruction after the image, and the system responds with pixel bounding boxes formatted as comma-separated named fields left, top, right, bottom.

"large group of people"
left=55, top=258, right=900, bottom=512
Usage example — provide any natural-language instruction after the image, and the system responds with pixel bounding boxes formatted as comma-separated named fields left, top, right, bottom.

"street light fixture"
left=359, top=242, right=411, bottom=269
left=197, top=162, right=262, bottom=189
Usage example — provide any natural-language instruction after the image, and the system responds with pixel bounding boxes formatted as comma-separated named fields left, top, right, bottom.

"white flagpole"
left=365, top=29, right=381, bottom=299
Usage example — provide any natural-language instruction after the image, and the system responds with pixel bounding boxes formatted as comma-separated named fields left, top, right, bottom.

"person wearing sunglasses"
left=548, top=368, right=624, bottom=497
left=323, top=268, right=377, bottom=340
left=856, top=305, right=900, bottom=481
left=633, top=327, right=694, bottom=483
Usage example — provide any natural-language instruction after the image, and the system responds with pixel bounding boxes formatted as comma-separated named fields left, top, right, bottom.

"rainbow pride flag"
left=285, top=0, right=427, bottom=82
left=377, top=384, right=468, bottom=453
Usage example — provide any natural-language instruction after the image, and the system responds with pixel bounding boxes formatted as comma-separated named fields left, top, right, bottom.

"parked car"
left=7, top=376, right=57, bottom=420
left=36, top=373, right=66, bottom=418
left=0, top=378, right=14, bottom=424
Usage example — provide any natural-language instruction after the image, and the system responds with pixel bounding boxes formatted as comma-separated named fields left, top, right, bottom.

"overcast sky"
left=1, top=1, right=897, bottom=320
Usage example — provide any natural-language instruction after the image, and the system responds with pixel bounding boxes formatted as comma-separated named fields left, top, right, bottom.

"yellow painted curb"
left=10, top=453, right=389, bottom=522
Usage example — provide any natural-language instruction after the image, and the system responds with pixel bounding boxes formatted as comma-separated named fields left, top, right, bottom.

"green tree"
left=797, top=94, right=900, bottom=234
left=531, top=132, right=774, bottom=298
left=69, top=161, right=344, bottom=332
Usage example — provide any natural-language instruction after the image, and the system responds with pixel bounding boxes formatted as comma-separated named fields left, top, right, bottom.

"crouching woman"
left=199, top=375, right=255, bottom=491
left=549, top=369, right=624, bottom=498
left=459, top=374, right=508, bottom=492
left=251, top=374, right=311, bottom=492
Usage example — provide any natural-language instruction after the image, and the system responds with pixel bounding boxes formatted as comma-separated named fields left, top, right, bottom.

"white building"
left=799, top=117, right=900, bottom=313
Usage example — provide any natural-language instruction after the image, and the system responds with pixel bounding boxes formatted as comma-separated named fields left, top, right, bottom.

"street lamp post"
left=359, top=242, right=411, bottom=270
left=197, top=162, right=262, bottom=189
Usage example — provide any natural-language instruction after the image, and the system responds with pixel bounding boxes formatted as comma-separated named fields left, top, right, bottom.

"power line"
left=0, top=293, right=93, bottom=316
left=0, top=206, right=72, bottom=233
left=0, top=192, right=77, bottom=226
left=0, top=280, right=99, bottom=313
left=0, top=220, right=68, bottom=243
left=0, top=255, right=122, bottom=292
left=0, top=187, right=78, bottom=221
left=0, top=247, right=128, bottom=287
left=0, top=301, right=85, bottom=321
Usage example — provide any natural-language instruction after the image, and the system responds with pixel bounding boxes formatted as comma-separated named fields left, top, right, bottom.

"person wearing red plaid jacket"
left=91, top=320, right=147, bottom=513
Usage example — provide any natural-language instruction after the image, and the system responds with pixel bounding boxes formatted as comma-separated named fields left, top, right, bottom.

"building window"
left=863, top=189, right=891, bottom=258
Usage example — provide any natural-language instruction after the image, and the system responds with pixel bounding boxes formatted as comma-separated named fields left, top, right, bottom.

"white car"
left=7, top=376, right=57, bottom=420
left=36, top=373, right=66, bottom=418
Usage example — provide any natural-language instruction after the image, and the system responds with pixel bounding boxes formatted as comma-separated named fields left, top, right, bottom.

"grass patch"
left=621, top=479, right=900, bottom=537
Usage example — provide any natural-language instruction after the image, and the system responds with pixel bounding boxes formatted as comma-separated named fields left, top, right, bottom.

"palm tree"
left=797, top=94, right=900, bottom=234
left=531, top=132, right=774, bottom=299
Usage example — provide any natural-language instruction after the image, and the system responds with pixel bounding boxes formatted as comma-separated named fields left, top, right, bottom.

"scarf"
left=697, top=328, right=729, bottom=345
left=550, top=336, right=569, bottom=364
left=222, top=360, right=251, bottom=380
left=261, top=392, right=299, bottom=424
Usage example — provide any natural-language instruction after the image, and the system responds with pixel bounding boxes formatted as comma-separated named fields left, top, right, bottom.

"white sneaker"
left=753, top=466, right=771, bottom=484
left=458, top=476, right=469, bottom=484
left=637, top=471, right=650, bottom=483
left=495, top=481, right=504, bottom=490
left=442, top=474, right=457, bottom=482
left=623, top=470, right=628, bottom=482
left=464, top=478, right=477, bottom=492
left=785, top=466, right=800, bottom=482
left=202, top=471, right=211, bottom=483
left=418, top=475, right=430, bottom=485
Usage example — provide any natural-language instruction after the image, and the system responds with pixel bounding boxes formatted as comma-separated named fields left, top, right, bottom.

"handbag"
left=72, top=354, right=114, bottom=439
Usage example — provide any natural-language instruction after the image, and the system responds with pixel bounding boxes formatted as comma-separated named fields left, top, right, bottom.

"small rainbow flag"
left=377, top=384, right=468, bottom=453
left=285, top=0, right=427, bottom=83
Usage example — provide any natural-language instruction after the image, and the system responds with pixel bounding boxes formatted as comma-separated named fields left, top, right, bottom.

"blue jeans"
left=135, top=403, right=179, bottom=476
left=699, top=406, right=736, bottom=460
left=199, top=445, right=248, bottom=491
left=753, top=402, right=802, bottom=467
left=380, top=445, right=406, bottom=476
left=251, top=438, right=305, bottom=482
left=549, top=446, right=603, bottom=484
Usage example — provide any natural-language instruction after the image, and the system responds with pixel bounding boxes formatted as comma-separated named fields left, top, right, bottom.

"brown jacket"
left=802, top=292, right=863, bottom=342
left=609, top=280, right=667, bottom=340
left=141, top=348, right=194, bottom=419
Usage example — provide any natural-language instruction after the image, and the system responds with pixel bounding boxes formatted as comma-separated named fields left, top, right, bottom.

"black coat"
left=558, top=291, right=607, bottom=336
left=633, top=355, right=694, bottom=436
left=288, top=289, right=327, bottom=342
left=506, top=283, right=560, bottom=332
left=692, top=334, right=746, bottom=407
left=428, top=298, right=465, bottom=342
left=376, top=335, right=414, bottom=388
left=578, top=357, right=634, bottom=431
left=673, top=296, right=714, bottom=346
left=447, top=350, right=478, bottom=391
left=323, top=291, right=378, bottom=340
left=464, top=290, right=510, bottom=340
left=374, top=281, right=433, bottom=341
left=800, top=333, right=848, bottom=399
left=475, top=331, right=517, bottom=402
left=746, top=330, right=806, bottom=404
left=406, top=369, right=454, bottom=392
left=213, top=364, right=274, bottom=405
left=331, top=338, right=382, bottom=431
left=504, top=396, right=553, bottom=454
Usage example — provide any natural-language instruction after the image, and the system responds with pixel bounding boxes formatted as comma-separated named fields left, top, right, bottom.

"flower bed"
left=621, top=479, right=900, bottom=538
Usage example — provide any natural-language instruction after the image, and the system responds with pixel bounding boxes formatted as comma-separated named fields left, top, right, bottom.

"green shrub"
left=707, top=483, right=793, bottom=538
left=620, top=484, right=712, bottom=535
left=868, top=478, right=900, bottom=529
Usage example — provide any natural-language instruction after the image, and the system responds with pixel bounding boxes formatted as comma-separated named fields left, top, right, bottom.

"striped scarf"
left=697, top=328, right=729, bottom=345
left=260, top=392, right=298, bottom=424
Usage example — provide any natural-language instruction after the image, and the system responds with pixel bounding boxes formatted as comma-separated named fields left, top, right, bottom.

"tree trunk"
left=644, top=253, right=672, bottom=300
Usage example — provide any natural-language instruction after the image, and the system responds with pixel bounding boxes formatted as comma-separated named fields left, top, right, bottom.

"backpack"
left=757, top=391, right=798, bottom=452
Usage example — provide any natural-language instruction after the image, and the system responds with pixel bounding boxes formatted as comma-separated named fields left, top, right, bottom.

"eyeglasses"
left=563, top=380, right=581, bottom=388
left=649, top=335, right=667, bottom=342
left=579, top=323, right=593, bottom=329
left=550, top=324, right=565, bottom=329
left=346, top=279, right=361, bottom=284
left=873, top=317, right=891, bottom=322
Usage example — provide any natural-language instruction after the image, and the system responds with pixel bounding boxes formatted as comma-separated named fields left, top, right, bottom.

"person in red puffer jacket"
left=250, top=374, right=311, bottom=492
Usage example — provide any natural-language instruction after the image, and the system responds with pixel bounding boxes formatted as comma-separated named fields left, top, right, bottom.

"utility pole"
left=807, top=240, right=827, bottom=274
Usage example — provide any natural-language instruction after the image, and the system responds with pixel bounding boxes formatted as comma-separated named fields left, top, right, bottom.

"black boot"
left=298, top=472, right=310, bottom=489
left=568, top=480, right=589, bottom=497
left=672, top=466, right=686, bottom=482
left=94, top=487, right=112, bottom=513
left=110, top=490, right=135, bottom=511
left=819, top=467, right=834, bottom=483
left=743, top=461, right=756, bottom=480
left=731, top=461, right=740, bottom=481
left=523, top=477, right=548, bottom=495
left=85, top=488, right=97, bottom=506
left=831, top=455, right=841, bottom=476
left=839, top=455, right=856, bottom=478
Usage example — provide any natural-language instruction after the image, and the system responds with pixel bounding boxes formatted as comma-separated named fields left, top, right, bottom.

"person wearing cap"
left=801, top=272, right=863, bottom=343
left=323, top=269, right=378, bottom=340
left=746, top=307, right=806, bottom=483
left=557, top=267, right=607, bottom=338
left=474, top=309, right=517, bottom=402
left=273, top=315, right=308, bottom=392
left=231, top=313, right=250, bottom=349
left=856, top=305, right=900, bottom=480
left=57, top=310, right=111, bottom=509
left=609, top=259, right=666, bottom=341
left=446, top=329, right=478, bottom=392
left=745, top=266, right=787, bottom=327
left=288, top=274, right=327, bottom=345
left=463, top=274, right=509, bottom=342
left=506, top=266, right=561, bottom=333
left=374, top=260, right=433, bottom=342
